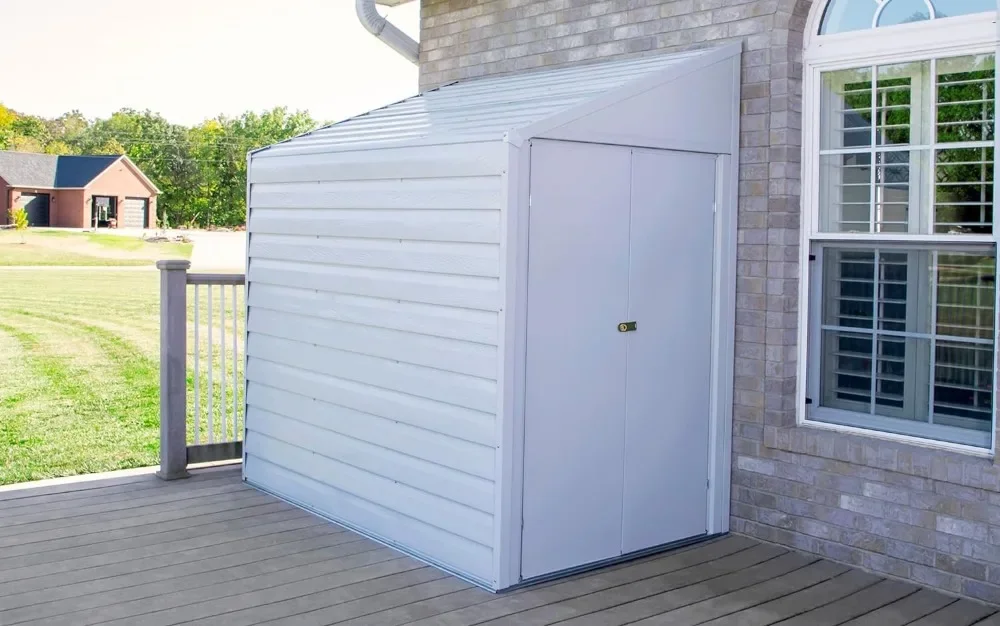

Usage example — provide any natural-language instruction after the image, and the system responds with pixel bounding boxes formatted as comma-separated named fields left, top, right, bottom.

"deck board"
left=0, top=467, right=994, bottom=626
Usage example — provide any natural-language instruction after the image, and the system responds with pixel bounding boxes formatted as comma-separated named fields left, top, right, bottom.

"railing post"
left=157, top=259, right=191, bottom=480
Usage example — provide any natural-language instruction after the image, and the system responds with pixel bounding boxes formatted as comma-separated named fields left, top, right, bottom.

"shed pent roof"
left=256, top=44, right=739, bottom=158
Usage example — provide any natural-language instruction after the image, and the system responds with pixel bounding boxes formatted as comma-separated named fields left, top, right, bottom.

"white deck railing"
left=157, top=260, right=246, bottom=480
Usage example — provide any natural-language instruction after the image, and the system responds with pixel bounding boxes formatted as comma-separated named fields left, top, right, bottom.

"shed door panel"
left=122, top=198, right=148, bottom=228
left=18, top=194, right=50, bottom=227
left=621, top=149, right=715, bottom=553
left=521, top=140, right=632, bottom=580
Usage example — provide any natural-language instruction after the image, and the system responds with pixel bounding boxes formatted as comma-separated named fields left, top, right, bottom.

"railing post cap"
left=157, top=259, right=192, bottom=271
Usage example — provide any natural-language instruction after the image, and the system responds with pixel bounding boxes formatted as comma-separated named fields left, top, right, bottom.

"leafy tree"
left=8, top=207, right=28, bottom=242
left=190, top=107, right=316, bottom=226
left=0, top=105, right=16, bottom=149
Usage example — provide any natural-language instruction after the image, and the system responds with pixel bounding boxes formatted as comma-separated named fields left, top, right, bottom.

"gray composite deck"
left=0, top=466, right=997, bottom=626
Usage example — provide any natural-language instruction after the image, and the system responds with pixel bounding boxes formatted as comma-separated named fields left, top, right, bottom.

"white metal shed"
left=243, top=43, right=741, bottom=592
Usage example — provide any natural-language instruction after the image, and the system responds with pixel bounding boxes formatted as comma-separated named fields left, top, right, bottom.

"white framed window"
left=801, top=0, right=999, bottom=450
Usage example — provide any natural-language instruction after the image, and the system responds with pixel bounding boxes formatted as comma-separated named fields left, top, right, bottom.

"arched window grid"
left=819, top=0, right=996, bottom=36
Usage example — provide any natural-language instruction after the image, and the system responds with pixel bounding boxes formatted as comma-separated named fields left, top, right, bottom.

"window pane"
left=820, top=0, right=878, bottom=34
left=820, top=153, right=872, bottom=231
left=876, top=61, right=931, bottom=146
left=936, top=252, right=995, bottom=339
left=935, top=147, right=994, bottom=234
left=875, top=150, right=913, bottom=232
left=821, top=67, right=873, bottom=150
left=932, top=0, right=997, bottom=19
left=821, top=329, right=874, bottom=412
left=937, top=54, right=995, bottom=144
left=823, top=249, right=875, bottom=327
left=811, top=245, right=996, bottom=447
left=934, top=341, right=993, bottom=429
left=877, top=0, right=931, bottom=27
left=820, top=150, right=929, bottom=233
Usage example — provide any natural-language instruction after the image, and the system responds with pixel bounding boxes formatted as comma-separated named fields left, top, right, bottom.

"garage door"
left=122, top=198, right=149, bottom=229
left=17, top=194, right=50, bottom=227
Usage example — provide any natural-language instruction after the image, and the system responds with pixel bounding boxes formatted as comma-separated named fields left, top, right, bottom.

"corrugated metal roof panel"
left=258, top=49, right=712, bottom=157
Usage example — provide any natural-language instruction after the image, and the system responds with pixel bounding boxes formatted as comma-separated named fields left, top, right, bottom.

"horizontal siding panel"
left=248, top=309, right=496, bottom=380
left=248, top=259, right=500, bottom=311
left=247, top=383, right=494, bottom=481
left=245, top=359, right=494, bottom=446
left=248, top=284, right=498, bottom=345
left=247, top=334, right=497, bottom=413
left=249, top=208, right=500, bottom=244
left=247, top=258, right=499, bottom=311
left=244, top=433, right=493, bottom=547
left=245, top=456, right=493, bottom=583
left=246, top=406, right=493, bottom=513
left=250, top=178, right=502, bottom=211
left=249, top=234, right=500, bottom=278
left=250, top=142, right=505, bottom=181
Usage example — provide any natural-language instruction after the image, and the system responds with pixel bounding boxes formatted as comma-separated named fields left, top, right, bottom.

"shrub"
left=7, top=207, right=28, bottom=242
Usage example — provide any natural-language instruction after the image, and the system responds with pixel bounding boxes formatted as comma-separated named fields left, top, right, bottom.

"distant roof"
left=0, top=151, right=121, bottom=188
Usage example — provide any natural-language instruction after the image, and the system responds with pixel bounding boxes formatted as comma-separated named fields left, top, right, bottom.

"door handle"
left=618, top=321, right=637, bottom=332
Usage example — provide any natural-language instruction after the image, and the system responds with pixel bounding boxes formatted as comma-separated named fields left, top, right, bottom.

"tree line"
left=0, top=104, right=319, bottom=228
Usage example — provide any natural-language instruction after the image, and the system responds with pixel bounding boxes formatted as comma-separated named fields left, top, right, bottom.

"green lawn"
left=0, top=270, right=243, bottom=485
left=0, top=229, right=192, bottom=266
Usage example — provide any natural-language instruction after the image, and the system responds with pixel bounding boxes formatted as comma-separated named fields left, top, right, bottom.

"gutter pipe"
left=356, top=0, right=419, bottom=64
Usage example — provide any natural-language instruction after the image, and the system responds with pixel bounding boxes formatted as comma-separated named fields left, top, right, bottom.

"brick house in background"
left=389, top=0, right=1000, bottom=603
left=0, top=151, right=158, bottom=229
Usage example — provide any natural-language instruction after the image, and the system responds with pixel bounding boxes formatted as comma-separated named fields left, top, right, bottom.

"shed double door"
left=521, top=140, right=716, bottom=580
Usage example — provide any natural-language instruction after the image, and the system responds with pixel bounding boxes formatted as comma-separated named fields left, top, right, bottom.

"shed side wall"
left=244, top=140, right=506, bottom=586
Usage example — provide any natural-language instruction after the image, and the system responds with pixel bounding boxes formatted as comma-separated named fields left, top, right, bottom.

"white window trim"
left=796, top=2, right=1000, bottom=455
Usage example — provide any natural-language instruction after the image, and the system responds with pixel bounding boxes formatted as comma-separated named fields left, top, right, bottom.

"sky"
left=0, top=0, right=420, bottom=126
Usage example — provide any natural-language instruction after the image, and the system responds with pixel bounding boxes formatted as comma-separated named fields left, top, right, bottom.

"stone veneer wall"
left=418, top=0, right=1000, bottom=603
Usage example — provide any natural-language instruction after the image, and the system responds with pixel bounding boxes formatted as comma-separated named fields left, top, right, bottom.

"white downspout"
left=356, top=0, right=419, bottom=64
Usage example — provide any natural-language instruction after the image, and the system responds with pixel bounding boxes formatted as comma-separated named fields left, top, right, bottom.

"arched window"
left=801, top=0, right=999, bottom=450
left=820, top=0, right=996, bottom=35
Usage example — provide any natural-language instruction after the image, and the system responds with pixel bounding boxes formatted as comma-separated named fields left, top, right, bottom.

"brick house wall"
left=0, top=176, right=8, bottom=225
left=56, top=189, right=87, bottom=228
left=418, top=0, right=1000, bottom=604
left=1, top=187, right=58, bottom=226
left=85, top=159, right=157, bottom=229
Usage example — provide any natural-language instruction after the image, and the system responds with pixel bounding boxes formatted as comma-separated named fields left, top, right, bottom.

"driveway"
left=181, top=230, right=246, bottom=272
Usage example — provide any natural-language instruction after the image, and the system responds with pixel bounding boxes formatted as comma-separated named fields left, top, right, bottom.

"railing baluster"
left=207, top=284, right=214, bottom=444
left=159, top=265, right=246, bottom=477
left=232, top=283, right=239, bottom=441
left=193, top=284, right=200, bottom=445
left=220, top=285, right=228, bottom=444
